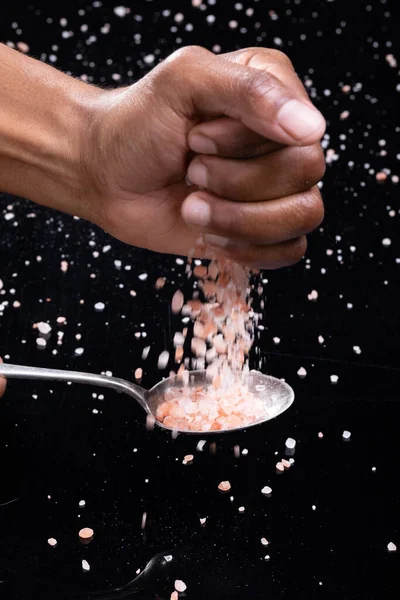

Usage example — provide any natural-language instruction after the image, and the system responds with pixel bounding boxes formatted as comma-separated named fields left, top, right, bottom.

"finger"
left=187, top=143, right=325, bottom=202
left=181, top=186, right=324, bottom=245
left=188, top=117, right=282, bottom=158
left=0, top=357, right=7, bottom=398
left=159, top=46, right=326, bottom=146
left=203, top=236, right=308, bottom=270
left=220, top=48, right=311, bottom=103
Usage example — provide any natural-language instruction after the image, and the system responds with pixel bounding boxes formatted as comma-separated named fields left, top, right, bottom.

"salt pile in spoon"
left=156, top=259, right=269, bottom=431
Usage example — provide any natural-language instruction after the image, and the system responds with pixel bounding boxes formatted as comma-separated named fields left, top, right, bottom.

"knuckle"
left=242, top=69, right=276, bottom=108
left=167, top=45, right=208, bottom=65
left=297, top=188, right=324, bottom=232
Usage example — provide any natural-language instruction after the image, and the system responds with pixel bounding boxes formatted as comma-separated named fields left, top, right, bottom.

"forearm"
left=0, top=43, right=99, bottom=217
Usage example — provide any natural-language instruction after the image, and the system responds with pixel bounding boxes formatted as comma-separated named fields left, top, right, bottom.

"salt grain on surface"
left=174, top=580, right=187, bottom=593
left=218, top=481, right=231, bottom=492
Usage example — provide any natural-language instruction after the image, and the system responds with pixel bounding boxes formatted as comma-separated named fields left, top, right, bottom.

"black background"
left=1, top=0, right=400, bottom=598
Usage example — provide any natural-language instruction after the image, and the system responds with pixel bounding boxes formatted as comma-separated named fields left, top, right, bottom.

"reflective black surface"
left=1, top=0, right=400, bottom=598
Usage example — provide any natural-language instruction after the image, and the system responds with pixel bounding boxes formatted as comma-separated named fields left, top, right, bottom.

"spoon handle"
left=0, top=363, right=149, bottom=412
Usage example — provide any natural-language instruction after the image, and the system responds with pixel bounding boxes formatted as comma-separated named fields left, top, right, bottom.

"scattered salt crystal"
left=57, top=316, right=66, bottom=324
left=171, top=290, right=184, bottom=314
left=75, top=348, right=84, bottom=356
left=297, top=367, right=307, bottom=378
left=82, top=560, right=90, bottom=572
left=60, top=260, right=68, bottom=273
left=114, top=6, right=130, bottom=17
left=47, top=538, right=57, bottom=547
left=318, top=335, right=325, bottom=344
left=175, top=580, right=187, bottom=593
left=94, top=302, right=105, bottom=312
left=382, top=238, right=392, bottom=247
left=218, top=481, right=231, bottom=492
left=242, top=448, right=248, bottom=456
left=308, top=290, right=318, bottom=301
left=141, top=512, right=147, bottom=530
left=261, top=486, right=272, bottom=496
left=134, top=368, right=143, bottom=380
left=200, top=517, right=207, bottom=526
left=183, top=454, right=194, bottom=465
left=330, top=374, right=339, bottom=384
left=36, top=338, right=47, bottom=348
left=79, top=527, right=94, bottom=541
left=234, top=445, right=240, bottom=458
left=37, top=322, right=52, bottom=335
left=312, top=505, right=317, bottom=511
left=388, top=542, right=397, bottom=553
left=79, top=500, right=86, bottom=507
left=285, top=438, right=296, bottom=450
left=171, top=592, right=178, bottom=600
left=164, top=555, right=173, bottom=562
left=142, top=346, right=150, bottom=360
left=157, top=351, right=169, bottom=369
left=282, top=459, right=291, bottom=469
left=146, top=415, right=155, bottom=430
left=196, top=440, right=206, bottom=452
left=353, top=345, right=361, bottom=354
left=273, top=337, right=281, bottom=344
left=264, top=554, right=271, bottom=561
left=138, top=273, right=148, bottom=281
left=261, top=538, right=269, bottom=546
left=238, top=506, right=245, bottom=513
left=318, top=432, right=324, bottom=439
left=342, top=430, right=351, bottom=440
left=276, top=462, right=284, bottom=472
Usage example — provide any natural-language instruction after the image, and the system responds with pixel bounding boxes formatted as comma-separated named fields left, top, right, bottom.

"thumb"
left=159, top=46, right=325, bottom=147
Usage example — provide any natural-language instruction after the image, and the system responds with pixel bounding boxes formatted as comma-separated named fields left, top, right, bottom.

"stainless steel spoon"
left=0, top=363, right=294, bottom=434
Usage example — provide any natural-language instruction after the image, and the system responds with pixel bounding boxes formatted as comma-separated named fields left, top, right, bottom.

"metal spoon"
left=0, top=363, right=294, bottom=434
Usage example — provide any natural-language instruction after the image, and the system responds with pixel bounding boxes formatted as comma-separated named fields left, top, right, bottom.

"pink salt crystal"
left=340, top=110, right=350, bottom=120
left=191, top=337, right=207, bottom=357
left=47, top=538, right=57, bottom=547
left=57, top=316, right=66, bottom=324
left=342, top=84, right=351, bottom=93
left=200, top=517, right=207, bottom=526
left=60, top=260, right=68, bottom=273
left=276, top=462, right=285, bottom=473
left=218, top=481, right=231, bottom=492
left=171, top=593, right=179, bottom=600
left=193, top=265, right=208, bottom=278
left=146, top=415, right=156, bottom=430
left=155, top=277, right=166, bottom=289
left=318, top=432, right=324, bottom=439
left=17, top=41, right=30, bottom=53
left=261, top=538, right=269, bottom=546
left=376, top=172, right=387, bottom=182
left=282, top=459, right=291, bottom=469
left=183, top=454, right=194, bottom=465
left=171, top=290, right=184, bottom=314
left=134, top=368, right=143, bottom=380
left=175, top=580, right=187, bottom=593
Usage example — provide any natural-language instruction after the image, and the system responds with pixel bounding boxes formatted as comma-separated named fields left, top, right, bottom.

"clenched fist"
left=1, top=44, right=326, bottom=268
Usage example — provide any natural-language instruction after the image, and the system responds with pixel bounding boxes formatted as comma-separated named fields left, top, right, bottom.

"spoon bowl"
left=0, top=363, right=294, bottom=434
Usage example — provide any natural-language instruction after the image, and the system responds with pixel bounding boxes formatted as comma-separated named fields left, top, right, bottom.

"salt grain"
left=157, top=350, right=169, bottom=369
left=261, top=486, right=272, bottom=496
left=342, top=430, right=351, bottom=440
left=330, top=374, right=339, bottom=384
left=285, top=438, right=296, bottom=450
left=218, top=481, right=231, bottom=492
left=79, top=527, right=94, bottom=541
left=388, top=542, right=397, bottom=553
left=175, top=580, right=187, bottom=593
left=47, top=538, right=57, bottom=547
left=81, top=559, right=91, bottom=573
left=261, top=538, right=269, bottom=546
left=297, top=367, right=307, bottom=378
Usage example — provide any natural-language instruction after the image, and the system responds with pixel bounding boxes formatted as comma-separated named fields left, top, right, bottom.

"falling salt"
left=47, top=538, right=57, bottom=547
left=382, top=238, right=392, bottom=247
left=79, top=500, right=86, bottom=507
left=297, top=367, right=307, bottom=378
left=261, top=486, right=272, bottom=496
left=141, top=512, right=147, bottom=530
left=330, top=374, right=339, bottom=384
left=218, top=481, right=231, bottom=492
left=342, top=430, right=351, bottom=440
left=285, top=438, right=296, bottom=450
left=75, top=348, right=84, bottom=356
left=81, top=560, right=91, bottom=573
left=36, top=338, right=47, bottom=348
left=238, top=506, right=245, bottom=513
left=37, top=322, right=52, bottom=335
left=94, top=302, right=105, bottom=312
left=200, top=517, right=207, bottom=526
left=387, top=542, right=397, bottom=553
left=353, top=346, right=361, bottom=354
left=157, top=351, right=169, bottom=369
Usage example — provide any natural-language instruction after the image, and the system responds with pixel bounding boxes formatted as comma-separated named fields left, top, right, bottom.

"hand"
left=84, top=46, right=326, bottom=268
left=0, top=358, right=6, bottom=398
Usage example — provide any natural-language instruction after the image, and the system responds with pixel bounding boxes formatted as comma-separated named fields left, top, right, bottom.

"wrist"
left=0, top=44, right=103, bottom=220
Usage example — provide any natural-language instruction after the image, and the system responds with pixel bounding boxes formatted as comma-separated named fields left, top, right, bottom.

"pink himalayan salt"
left=171, top=290, right=184, bottom=314
left=183, top=454, right=194, bottom=465
left=156, top=381, right=268, bottom=432
left=155, top=277, right=166, bottom=289
left=218, top=481, right=231, bottom=492
left=171, top=592, right=178, bottom=600
left=134, top=368, right=143, bottom=380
